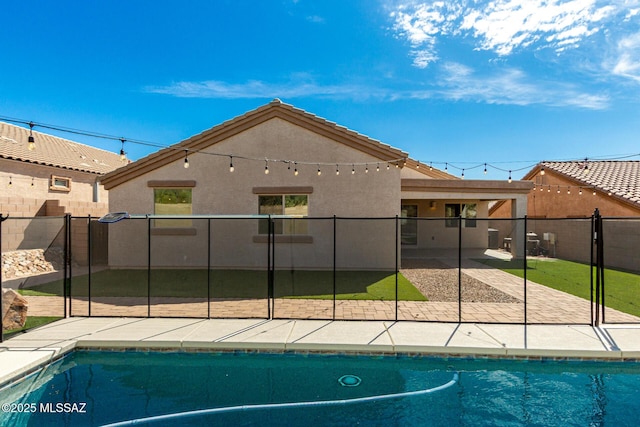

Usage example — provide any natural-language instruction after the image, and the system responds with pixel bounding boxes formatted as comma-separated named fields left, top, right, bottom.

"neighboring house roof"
left=536, top=161, right=640, bottom=206
left=101, top=99, right=454, bottom=189
left=490, top=160, right=640, bottom=215
left=0, top=121, right=123, bottom=175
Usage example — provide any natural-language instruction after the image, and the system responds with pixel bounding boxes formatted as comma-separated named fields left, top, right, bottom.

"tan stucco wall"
left=400, top=198, right=489, bottom=249
left=0, top=158, right=109, bottom=217
left=108, top=118, right=401, bottom=269
left=490, top=170, right=640, bottom=218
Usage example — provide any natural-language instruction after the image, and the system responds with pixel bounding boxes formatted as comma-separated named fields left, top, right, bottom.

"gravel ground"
left=401, top=259, right=521, bottom=303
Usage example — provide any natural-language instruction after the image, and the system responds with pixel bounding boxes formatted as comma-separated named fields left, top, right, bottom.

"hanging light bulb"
left=548, top=185, right=551, bottom=193
left=540, top=165, right=545, bottom=176
left=336, top=164, right=340, bottom=175
left=8, top=176, right=12, bottom=187
left=317, top=164, right=322, bottom=176
left=483, top=163, right=487, bottom=175
left=567, top=187, right=571, bottom=195
left=376, top=163, right=380, bottom=172
left=416, top=162, right=420, bottom=169
left=365, top=164, right=369, bottom=173
left=386, top=163, right=390, bottom=170
left=592, top=189, right=596, bottom=196
left=444, top=162, right=448, bottom=171
left=264, top=160, right=269, bottom=174
left=294, top=162, right=298, bottom=176
left=557, top=186, right=561, bottom=194
left=579, top=188, right=583, bottom=195
left=229, top=156, right=234, bottom=172
left=27, top=122, right=35, bottom=151
left=508, top=170, right=512, bottom=183
left=119, top=138, right=127, bottom=162
left=540, top=185, right=544, bottom=192
left=461, top=169, right=465, bottom=179
left=429, top=162, right=433, bottom=171
left=183, top=150, right=190, bottom=168
left=31, top=177, right=34, bottom=187
left=583, top=158, right=589, bottom=174
left=351, top=164, right=355, bottom=175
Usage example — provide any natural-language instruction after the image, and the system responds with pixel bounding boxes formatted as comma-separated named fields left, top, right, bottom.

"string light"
left=2, top=115, right=639, bottom=185
left=27, top=122, right=35, bottom=151
left=183, top=150, right=189, bottom=168
left=351, top=164, right=355, bottom=175
left=336, top=164, right=340, bottom=175
left=264, top=160, right=269, bottom=174
left=317, top=164, right=322, bottom=176
left=365, top=164, right=369, bottom=173
left=229, top=156, right=234, bottom=172
left=461, top=169, right=465, bottom=179
left=119, top=138, right=127, bottom=162
left=567, top=187, right=571, bottom=195
left=376, top=163, right=380, bottom=172
left=508, top=170, right=512, bottom=183
left=294, top=162, right=298, bottom=176
left=579, top=188, right=583, bottom=195
left=557, top=186, right=561, bottom=194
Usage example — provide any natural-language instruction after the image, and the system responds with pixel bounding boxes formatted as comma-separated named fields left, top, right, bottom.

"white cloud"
left=145, top=68, right=608, bottom=109
left=389, top=0, right=618, bottom=63
left=611, top=32, right=640, bottom=82
left=144, top=79, right=389, bottom=101
left=413, top=62, right=610, bottom=109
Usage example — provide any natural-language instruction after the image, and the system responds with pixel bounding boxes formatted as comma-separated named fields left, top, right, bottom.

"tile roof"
left=541, top=160, right=640, bottom=205
left=102, top=99, right=429, bottom=189
left=0, top=121, right=124, bottom=175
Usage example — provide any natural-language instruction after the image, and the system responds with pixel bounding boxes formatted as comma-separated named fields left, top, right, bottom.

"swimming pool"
left=1, top=351, right=639, bottom=426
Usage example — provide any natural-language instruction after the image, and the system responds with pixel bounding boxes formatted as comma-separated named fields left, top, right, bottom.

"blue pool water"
left=1, top=351, right=639, bottom=426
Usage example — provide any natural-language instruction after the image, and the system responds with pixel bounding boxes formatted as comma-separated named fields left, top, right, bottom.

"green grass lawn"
left=477, top=258, right=640, bottom=317
left=20, top=269, right=427, bottom=301
left=3, top=316, right=62, bottom=339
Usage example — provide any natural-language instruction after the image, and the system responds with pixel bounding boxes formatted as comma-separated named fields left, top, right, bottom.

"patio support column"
left=511, top=194, right=528, bottom=259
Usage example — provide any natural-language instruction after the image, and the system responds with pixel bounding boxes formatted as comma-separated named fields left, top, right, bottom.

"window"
left=153, top=188, right=192, bottom=228
left=50, top=175, right=71, bottom=192
left=258, top=194, right=308, bottom=234
left=445, top=203, right=477, bottom=228
left=401, top=204, right=418, bottom=245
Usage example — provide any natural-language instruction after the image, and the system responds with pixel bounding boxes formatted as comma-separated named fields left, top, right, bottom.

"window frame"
left=258, top=194, right=309, bottom=235
left=50, top=175, right=71, bottom=192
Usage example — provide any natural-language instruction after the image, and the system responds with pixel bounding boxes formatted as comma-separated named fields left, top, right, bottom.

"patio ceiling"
left=401, top=179, right=533, bottom=200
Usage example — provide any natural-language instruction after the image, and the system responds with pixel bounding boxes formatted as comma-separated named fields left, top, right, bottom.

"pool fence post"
left=147, top=215, right=151, bottom=318
left=64, top=214, right=70, bottom=318
left=267, top=215, right=272, bottom=319
left=590, top=212, right=595, bottom=326
left=333, top=215, right=336, bottom=321
left=87, top=214, right=92, bottom=317
left=523, top=215, right=527, bottom=327
left=599, top=214, right=606, bottom=324
left=69, top=217, right=74, bottom=316
left=395, top=215, right=399, bottom=322
left=207, top=218, right=211, bottom=319
left=0, top=213, right=7, bottom=343
left=458, top=214, right=462, bottom=323
left=594, top=209, right=601, bottom=326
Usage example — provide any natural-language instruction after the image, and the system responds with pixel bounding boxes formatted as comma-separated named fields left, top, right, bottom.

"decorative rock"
left=1, top=248, right=63, bottom=280
left=2, top=289, right=29, bottom=330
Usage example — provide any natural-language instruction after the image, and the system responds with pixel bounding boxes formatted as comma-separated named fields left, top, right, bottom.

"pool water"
left=1, top=351, right=639, bottom=426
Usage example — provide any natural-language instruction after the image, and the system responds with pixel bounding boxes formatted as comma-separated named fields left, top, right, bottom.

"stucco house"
left=100, top=100, right=532, bottom=269
left=0, top=121, right=123, bottom=218
left=489, top=160, right=639, bottom=271
left=1, top=121, right=124, bottom=253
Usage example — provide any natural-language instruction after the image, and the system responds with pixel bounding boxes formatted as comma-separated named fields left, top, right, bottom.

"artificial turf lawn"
left=476, top=258, right=640, bottom=318
left=3, top=316, right=62, bottom=339
left=19, top=269, right=427, bottom=301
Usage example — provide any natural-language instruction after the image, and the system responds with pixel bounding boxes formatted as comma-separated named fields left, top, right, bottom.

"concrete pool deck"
left=2, top=317, right=640, bottom=387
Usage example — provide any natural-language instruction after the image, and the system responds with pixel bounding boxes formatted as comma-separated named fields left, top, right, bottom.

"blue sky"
left=1, top=0, right=639, bottom=179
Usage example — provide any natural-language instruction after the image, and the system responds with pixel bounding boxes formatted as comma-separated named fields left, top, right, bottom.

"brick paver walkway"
left=18, top=253, right=639, bottom=324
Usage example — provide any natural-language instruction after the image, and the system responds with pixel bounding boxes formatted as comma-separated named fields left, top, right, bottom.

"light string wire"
left=1, top=115, right=639, bottom=178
